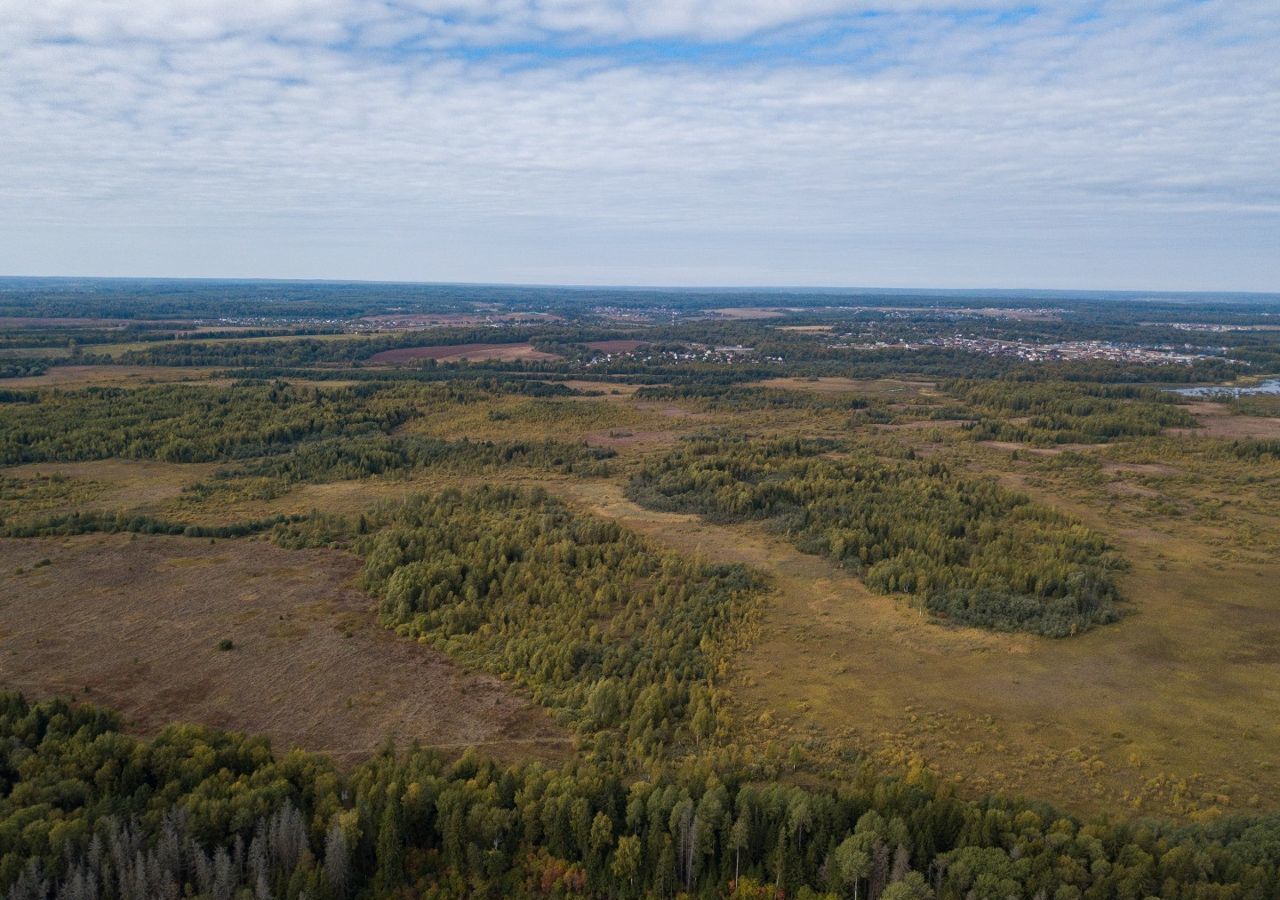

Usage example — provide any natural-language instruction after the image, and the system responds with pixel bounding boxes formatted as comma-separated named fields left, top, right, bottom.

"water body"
left=1170, top=378, right=1280, bottom=398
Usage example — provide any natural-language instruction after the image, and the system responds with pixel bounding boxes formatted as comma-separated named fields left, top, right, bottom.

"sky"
left=0, top=1, right=1277, bottom=291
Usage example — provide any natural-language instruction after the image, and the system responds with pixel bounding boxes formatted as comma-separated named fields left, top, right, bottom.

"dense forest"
left=0, top=381, right=599, bottom=468
left=353, top=487, right=761, bottom=761
left=7, top=694, right=1280, bottom=900
left=627, top=436, right=1123, bottom=636
left=945, top=380, right=1197, bottom=445
left=0, top=383, right=413, bottom=464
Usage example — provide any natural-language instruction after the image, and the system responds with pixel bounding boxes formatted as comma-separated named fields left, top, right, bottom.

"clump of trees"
left=357, top=486, right=763, bottom=758
left=0, top=383, right=614, bottom=486
left=181, top=434, right=613, bottom=505
left=628, top=436, right=1123, bottom=636
left=6, top=694, right=1280, bottom=900
left=0, top=382, right=418, bottom=464
left=946, top=379, right=1196, bottom=445
left=0, top=509, right=309, bottom=539
left=635, top=384, right=881, bottom=415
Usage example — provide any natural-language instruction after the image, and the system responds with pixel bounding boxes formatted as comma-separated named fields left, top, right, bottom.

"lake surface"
left=1170, top=378, right=1280, bottom=398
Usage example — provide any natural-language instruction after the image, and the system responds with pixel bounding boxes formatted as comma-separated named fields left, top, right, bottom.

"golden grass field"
left=2, top=381, right=1279, bottom=821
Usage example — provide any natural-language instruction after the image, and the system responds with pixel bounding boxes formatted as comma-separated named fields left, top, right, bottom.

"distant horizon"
left=1, top=273, right=1277, bottom=301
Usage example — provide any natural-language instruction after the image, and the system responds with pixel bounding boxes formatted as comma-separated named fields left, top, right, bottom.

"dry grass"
left=1, top=365, right=226, bottom=388
left=0, top=534, right=568, bottom=765
left=1170, top=401, right=1280, bottom=439
left=2, top=459, right=219, bottom=521
left=710, top=307, right=787, bottom=319
left=749, top=376, right=937, bottom=398
left=553, top=477, right=1280, bottom=821
left=401, top=396, right=669, bottom=443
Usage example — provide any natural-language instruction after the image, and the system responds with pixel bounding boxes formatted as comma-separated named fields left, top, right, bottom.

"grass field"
left=0, top=364, right=227, bottom=388
left=0, top=534, right=568, bottom=765
left=554, top=469, right=1280, bottom=820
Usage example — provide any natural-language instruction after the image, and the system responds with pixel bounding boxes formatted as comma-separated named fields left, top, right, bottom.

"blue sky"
left=0, top=0, right=1276, bottom=290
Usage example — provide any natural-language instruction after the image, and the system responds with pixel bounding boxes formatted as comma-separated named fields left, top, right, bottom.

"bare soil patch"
left=368, top=342, right=560, bottom=364
left=0, top=535, right=567, bottom=764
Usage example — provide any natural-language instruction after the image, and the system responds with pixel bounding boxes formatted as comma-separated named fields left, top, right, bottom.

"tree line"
left=6, top=694, right=1280, bottom=899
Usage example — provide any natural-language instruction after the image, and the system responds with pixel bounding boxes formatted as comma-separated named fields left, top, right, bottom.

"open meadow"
left=0, top=533, right=567, bottom=765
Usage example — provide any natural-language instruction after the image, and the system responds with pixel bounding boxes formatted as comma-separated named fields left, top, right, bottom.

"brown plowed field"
left=368, top=342, right=560, bottom=364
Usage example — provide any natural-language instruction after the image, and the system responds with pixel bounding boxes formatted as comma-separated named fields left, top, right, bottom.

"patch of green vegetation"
left=0, top=509, right=311, bottom=539
left=358, top=486, right=762, bottom=759
left=6, top=694, right=1280, bottom=900
left=947, top=378, right=1196, bottom=444
left=0, top=382, right=415, bottom=464
left=628, top=435, right=1123, bottom=636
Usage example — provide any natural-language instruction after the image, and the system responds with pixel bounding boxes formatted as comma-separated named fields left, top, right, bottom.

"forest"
left=627, top=435, right=1123, bottom=636
left=6, top=694, right=1280, bottom=900
left=352, top=487, right=762, bottom=761
left=944, top=380, right=1197, bottom=445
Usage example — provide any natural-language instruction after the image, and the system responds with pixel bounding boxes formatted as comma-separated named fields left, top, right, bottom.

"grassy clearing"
left=0, top=364, right=226, bottom=388
left=553, top=476, right=1280, bottom=820
left=0, top=533, right=568, bottom=765
left=749, top=376, right=937, bottom=397
left=0, top=473, right=106, bottom=524
left=401, top=395, right=671, bottom=442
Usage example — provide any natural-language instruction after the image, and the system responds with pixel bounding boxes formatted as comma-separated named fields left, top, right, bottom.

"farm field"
left=367, top=342, right=560, bottom=363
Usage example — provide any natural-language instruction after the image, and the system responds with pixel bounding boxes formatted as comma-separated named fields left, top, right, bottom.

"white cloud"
left=0, top=1, right=1276, bottom=287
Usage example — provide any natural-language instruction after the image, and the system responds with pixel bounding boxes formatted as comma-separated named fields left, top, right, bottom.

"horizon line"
left=1, top=274, right=1277, bottom=299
